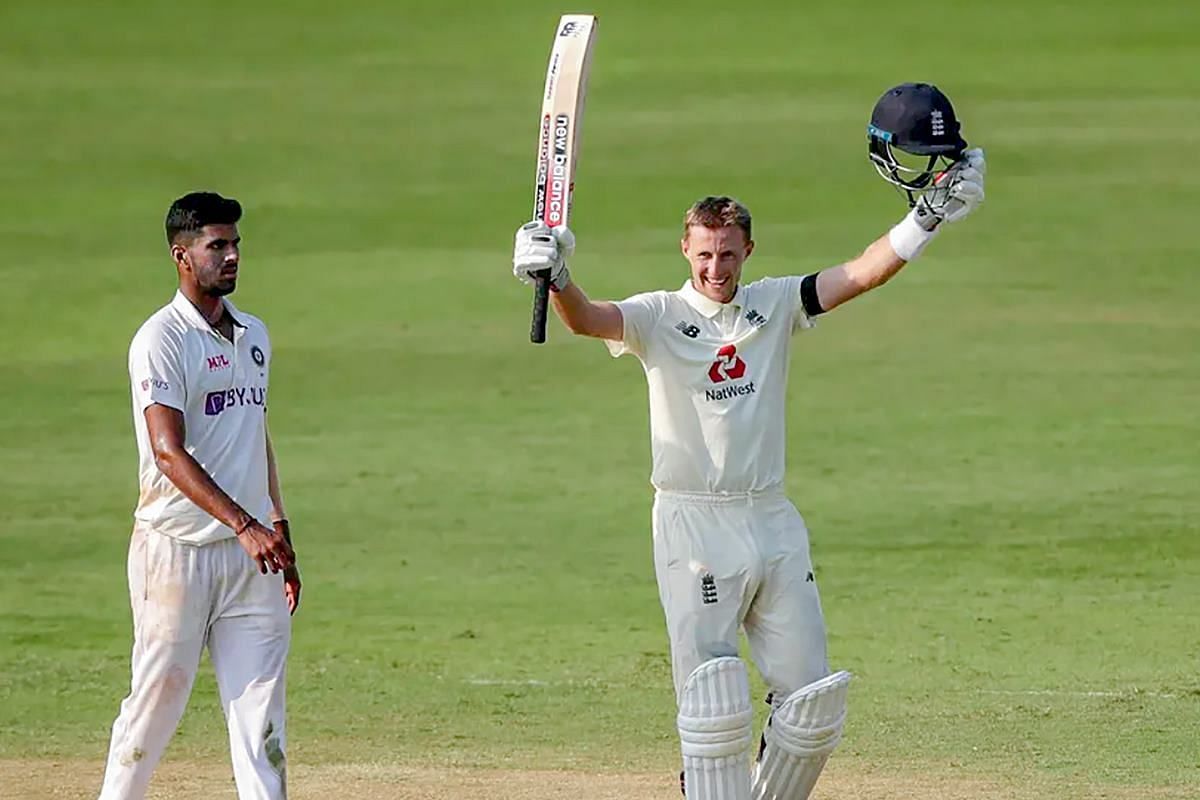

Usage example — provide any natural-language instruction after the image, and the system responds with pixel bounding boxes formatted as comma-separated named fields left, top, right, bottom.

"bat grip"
left=530, top=269, right=551, bottom=344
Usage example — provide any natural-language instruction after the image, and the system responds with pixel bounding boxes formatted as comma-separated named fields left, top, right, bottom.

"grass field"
left=2, top=0, right=1198, bottom=798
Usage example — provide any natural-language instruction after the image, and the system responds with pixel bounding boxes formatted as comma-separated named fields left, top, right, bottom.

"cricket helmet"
left=867, top=83, right=968, bottom=206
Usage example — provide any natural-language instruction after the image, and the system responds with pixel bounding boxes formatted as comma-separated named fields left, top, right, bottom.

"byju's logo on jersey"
left=204, top=386, right=267, bottom=416
left=707, top=344, right=746, bottom=383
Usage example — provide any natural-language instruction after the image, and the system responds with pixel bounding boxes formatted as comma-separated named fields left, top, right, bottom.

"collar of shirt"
left=678, top=280, right=745, bottom=319
left=171, top=290, right=248, bottom=339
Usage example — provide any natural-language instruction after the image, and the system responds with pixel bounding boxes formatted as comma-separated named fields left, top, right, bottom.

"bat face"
left=527, top=14, right=598, bottom=345
left=533, top=15, right=598, bottom=230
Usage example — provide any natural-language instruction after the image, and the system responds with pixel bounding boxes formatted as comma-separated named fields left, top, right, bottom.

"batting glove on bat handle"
left=516, top=221, right=572, bottom=344
left=553, top=225, right=576, bottom=260
left=513, top=222, right=570, bottom=287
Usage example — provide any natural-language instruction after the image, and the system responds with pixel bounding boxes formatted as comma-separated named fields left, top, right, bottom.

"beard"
left=202, top=274, right=238, bottom=297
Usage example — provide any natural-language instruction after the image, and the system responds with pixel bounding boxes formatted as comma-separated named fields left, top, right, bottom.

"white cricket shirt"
left=128, top=291, right=272, bottom=545
left=607, top=277, right=814, bottom=494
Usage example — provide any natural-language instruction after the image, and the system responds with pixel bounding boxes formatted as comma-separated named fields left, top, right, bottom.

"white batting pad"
left=677, top=657, right=754, bottom=800
left=752, top=670, right=851, bottom=800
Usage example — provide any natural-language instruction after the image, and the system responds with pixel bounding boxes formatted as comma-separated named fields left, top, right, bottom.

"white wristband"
left=888, top=209, right=940, bottom=262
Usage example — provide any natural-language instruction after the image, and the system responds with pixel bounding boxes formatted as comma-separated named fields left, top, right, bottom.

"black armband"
left=800, top=273, right=825, bottom=317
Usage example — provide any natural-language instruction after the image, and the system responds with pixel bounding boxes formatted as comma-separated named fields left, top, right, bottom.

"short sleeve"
left=129, top=323, right=187, bottom=413
left=604, top=291, right=669, bottom=359
left=772, top=275, right=816, bottom=334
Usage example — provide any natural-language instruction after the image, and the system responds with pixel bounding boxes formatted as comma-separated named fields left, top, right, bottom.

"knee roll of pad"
left=766, top=670, right=851, bottom=758
left=753, top=670, right=851, bottom=800
left=678, top=657, right=754, bottom=799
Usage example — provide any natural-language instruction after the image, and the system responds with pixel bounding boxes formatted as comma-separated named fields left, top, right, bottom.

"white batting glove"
left=938, top=148, right=986, bottom=224
left=914, top=148, right=986, bottom=230
left=512, top=221, right=572, bottom=291
left=554, top=225, right=575, bottom=260
left=889, top=149, right=987, bottom=260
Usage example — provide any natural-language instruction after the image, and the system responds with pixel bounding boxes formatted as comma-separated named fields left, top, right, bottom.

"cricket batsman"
left=511, top=83, right=986, bottom=799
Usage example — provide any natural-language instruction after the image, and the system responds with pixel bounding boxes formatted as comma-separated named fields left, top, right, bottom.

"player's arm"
left=550, top=283, right=623, bottom=340
left=265, top=421, right=287, bottom=524
left=811, top=234, right=906, bottom=313
left=513, top=221, right=623, bottom=341
left=145, top=403, right=294, bottom=574
left=265, top=418, right=302, bottom=614
left=810, top=149, right=987, bottom=314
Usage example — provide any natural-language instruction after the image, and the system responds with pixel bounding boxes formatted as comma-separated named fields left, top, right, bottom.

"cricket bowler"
left=511, top=84, right=986, bottom=799
left=98, top=192, right=300, bottom=800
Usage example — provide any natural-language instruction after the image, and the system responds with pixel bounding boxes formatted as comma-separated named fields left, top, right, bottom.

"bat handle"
left=530, top=269, right=551, bottom=344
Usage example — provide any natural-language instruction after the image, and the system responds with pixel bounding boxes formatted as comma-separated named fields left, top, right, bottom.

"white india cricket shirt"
left=607, top=277, right=814, bottom=494
left=128, top=291, right=272, bottom=545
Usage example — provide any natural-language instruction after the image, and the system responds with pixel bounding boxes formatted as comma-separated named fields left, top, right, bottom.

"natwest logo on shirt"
left=205, top=386, right=267, bottom=416
left=705, top=382, right=756, bottom=402
left=207, top=354, right=231, bottom=372
left=708, top=344, right=747, bottom=383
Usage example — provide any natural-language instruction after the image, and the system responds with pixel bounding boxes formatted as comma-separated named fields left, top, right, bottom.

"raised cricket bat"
left=528, top=14, right=599, bottom=344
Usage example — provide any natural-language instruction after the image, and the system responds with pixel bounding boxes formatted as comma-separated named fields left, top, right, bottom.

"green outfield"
left=2, top=0, right=1198, bottom=797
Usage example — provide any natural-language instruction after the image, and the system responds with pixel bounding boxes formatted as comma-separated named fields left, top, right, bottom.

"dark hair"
left=165, top=192, right=242, bottom=245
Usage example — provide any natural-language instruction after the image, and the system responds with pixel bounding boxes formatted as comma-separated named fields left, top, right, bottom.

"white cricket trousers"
left=653, top=488, right=829, bottom=703
left=98, top=522, right=291, bottom=800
